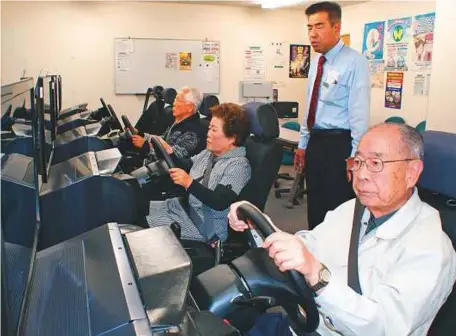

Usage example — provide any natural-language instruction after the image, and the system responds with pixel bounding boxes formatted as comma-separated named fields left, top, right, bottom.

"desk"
left=279, top=126, right=300, bottom=147
left=277, top=125, right=306, bottom=208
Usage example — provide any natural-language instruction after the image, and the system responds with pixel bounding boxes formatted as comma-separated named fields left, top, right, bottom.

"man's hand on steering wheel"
left=228, top=201, right=254, bottom=231
left=169, top=168, right=193, bottom=189
left=131, top=135, right=147, bottom=149
left=151, top=135, right=173, bottom=154
left=228, top=201, right=279, bottom=232
left=263, top=232, right=321, bottom=288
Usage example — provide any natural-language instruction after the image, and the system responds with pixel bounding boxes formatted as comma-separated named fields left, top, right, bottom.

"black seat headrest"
left=199, top=95, right=220, bottom=118
left=163, top=88, right=177, bottom=105
left=419, top=131, right=456, bottom=199
left=242, top=102, right=279, bottom=140
left=152, top=86, right=164, bottom=100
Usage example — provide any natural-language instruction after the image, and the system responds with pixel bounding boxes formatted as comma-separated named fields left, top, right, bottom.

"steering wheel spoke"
left=237, top=203, right=320, bottom=333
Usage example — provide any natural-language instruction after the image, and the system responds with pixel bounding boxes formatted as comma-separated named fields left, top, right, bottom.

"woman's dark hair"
left=210, top=103, right=250, bottom=146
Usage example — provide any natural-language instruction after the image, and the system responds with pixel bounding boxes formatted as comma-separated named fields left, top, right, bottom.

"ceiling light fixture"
left=259, top=0, right=306, bottom=9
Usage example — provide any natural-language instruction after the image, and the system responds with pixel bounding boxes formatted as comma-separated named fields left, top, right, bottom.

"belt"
left=310, top=128, right=351, bottom=136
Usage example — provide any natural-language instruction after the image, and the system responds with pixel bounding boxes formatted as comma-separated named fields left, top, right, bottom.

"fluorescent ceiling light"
left=259, top=0, right=306, bottom=9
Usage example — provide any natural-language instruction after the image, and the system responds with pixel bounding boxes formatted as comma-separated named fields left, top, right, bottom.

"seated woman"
left=146, top=103, right=251, bottom=242
left=131, top=87, right=207, bottom=159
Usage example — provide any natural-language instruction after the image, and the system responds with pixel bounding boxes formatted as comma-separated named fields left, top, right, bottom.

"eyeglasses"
left=346, top=157, right=416, bottom=173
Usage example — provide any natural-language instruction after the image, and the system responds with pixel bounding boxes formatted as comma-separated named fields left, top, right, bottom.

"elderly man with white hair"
left=228, top=123, right=456, bottom=336
left=132, top=86, right=207, bottom=159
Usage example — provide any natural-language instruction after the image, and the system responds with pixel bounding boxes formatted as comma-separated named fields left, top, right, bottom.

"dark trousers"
left=305, top=129, right=356, bottom=230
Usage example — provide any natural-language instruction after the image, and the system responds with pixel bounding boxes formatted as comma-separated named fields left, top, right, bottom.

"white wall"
left=2, top=1, right=453, bottom=133
left=1, top=1, right=310, bottom=123
left=342, top=0, right=436, bottom=127
left=426, top=0, right=456, bottom=133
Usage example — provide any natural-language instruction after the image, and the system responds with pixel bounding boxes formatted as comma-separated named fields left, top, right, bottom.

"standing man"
left=295, top=1, right=370, bottom=229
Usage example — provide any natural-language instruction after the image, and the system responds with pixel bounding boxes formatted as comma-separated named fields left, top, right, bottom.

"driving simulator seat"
left=417, top=131, right=456, bottom=336
left=181, top=102, right=283, bottom=276
left=134, top=86, right=166, bottom=136
left=161, top=87, right=178, bottom=133
left=198, top=94, right=220, bottom=134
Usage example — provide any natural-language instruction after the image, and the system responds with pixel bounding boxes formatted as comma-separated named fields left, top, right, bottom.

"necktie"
left=306, top=55, right=327, bottom=131
left=365, top=214, right=377, bottom=236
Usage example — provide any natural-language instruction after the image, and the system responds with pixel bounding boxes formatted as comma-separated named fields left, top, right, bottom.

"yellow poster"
left=179, top=52, right=192, bottom=71
left=341, top=34, right=351, bottom=47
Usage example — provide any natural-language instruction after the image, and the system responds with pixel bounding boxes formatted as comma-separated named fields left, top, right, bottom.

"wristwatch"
left=310, top=263, right=331, bottom=294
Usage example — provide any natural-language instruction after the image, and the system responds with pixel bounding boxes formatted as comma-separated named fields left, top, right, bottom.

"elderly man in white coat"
left=228, top=123, right=456, bottom=336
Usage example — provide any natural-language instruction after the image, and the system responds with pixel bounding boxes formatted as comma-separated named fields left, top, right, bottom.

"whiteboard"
left=114, top=38, right=220, bottom=94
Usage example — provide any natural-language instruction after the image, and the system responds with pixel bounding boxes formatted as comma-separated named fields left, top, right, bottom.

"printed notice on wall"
left=116, top=53, right=131, bottom=72
left=369, top=59, right=385, bottom=88
left=385, top=72, right=404, bottom=109
left=413, top=72, right=431, bottom=96
left=116, top=39, right=134, bottom=54
left=270, top=42, right=286, bottom=69
left=165, top=52, right=178, bottom=69
left=202, top=41, right=220, bottom=63
left=244, top=45, right=265, bottom=80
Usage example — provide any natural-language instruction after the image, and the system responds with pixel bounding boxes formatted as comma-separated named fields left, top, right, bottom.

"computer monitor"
left=48, top=75, right=58, bottom=142
left=1, top=79, right=41, bottom=336
left=57, top=75, right=62, bottom=114
left=34, top=77, right=48, bottom=183
left=271, top=101, right=299, bottom=119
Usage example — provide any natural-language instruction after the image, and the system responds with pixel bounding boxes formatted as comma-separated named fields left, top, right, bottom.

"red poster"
left=385, top=72, right=404, bottom=109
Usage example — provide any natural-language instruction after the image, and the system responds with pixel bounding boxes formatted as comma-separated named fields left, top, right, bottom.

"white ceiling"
left=159, top=1, right=367, bottom=9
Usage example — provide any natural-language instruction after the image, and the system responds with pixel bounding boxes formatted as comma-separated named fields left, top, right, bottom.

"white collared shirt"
left=297, top=189, right=456, bottom=336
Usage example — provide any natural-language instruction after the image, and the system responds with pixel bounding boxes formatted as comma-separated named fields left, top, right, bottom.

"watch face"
left=321, top=268, right=331, bottom=282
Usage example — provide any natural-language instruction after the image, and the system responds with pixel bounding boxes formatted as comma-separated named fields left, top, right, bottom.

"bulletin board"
left=114, top=38, right=220, bottom=94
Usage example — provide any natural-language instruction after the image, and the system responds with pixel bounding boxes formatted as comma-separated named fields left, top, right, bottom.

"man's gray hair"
left=181, top=87, right=203, bottom=113
left=396, top=123, right=425, bottom=160
left=373, top=123, right=424, bottom=160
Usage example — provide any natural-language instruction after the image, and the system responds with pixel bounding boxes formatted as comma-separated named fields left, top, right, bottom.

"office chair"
left=385, top=116, right=406, bottom=124
left=275, top=120, right=299, bottom=184
left=199, top=94, right=219, bottom=136
left=273, top=121, right=306, bottom=207
left=417, top=131, right=456, bottom=335
left=416, top=120, right=426, bottom=133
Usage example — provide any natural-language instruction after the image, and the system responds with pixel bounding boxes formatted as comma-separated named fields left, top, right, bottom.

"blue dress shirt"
left=298, top=39, right=370, bottom=156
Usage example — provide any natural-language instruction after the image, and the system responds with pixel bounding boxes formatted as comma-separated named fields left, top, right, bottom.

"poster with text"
left=362, top=21, right=385, bottom=60
left=165, top=52, right=178, bottom=69
left=385, top=72, right=404, bottom=109
left=179, top=52, right=192, bottom=71
left=202, top=41, right=220, bottom=63
left=387, top=17, right=412, bottom=44
left=413, top=72, right=431, bottom=96
left=413, top=12, right=435, bottom=71
left=244, top=45, right=265, bottom=80
left=385, top=43, right=409, bottom=71
left=271, top=42, right=286, bottom=69
left=289, top=44, right=311, bottom=78
left=369, top=60, right=385, bottom=88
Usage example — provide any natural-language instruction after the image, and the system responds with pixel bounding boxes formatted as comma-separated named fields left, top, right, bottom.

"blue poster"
left=362, top=21, right=385, bottom=60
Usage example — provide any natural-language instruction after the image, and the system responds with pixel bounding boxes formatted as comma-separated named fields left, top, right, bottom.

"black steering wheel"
left=107, top=104, right=123, bottom=131
left=150, top=136, right=176, bottom=169
left=99, top=98, right=123, bottom=131
left=237, top=203, right=320, bottom=333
